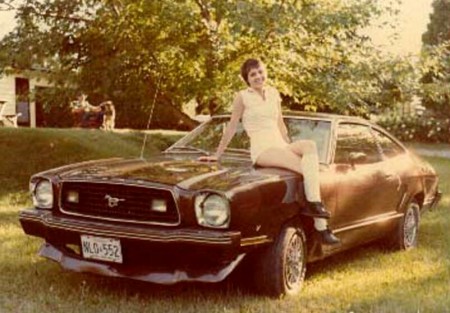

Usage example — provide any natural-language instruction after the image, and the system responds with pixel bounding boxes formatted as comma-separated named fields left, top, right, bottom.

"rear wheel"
left=253, top=223, right=307, bottom=297
left=389, top=200, right=420, bottom=250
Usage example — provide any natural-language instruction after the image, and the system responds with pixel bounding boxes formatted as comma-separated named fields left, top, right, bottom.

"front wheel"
left=389, top=200, right=420, bottom=250
left=253, top=223, right=307, bottom=297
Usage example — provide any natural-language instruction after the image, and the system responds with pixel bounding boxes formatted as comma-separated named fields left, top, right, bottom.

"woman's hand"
left=198, top=155, right=219, bottom=162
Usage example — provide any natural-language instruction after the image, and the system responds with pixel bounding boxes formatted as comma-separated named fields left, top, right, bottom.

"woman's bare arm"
left=277, top=98, right=290, bottom=143
left=199, top=93, right=244, bottom=161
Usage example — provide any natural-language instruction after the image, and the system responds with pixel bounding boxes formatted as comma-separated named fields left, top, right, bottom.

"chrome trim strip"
left=58, top=179, right=181, bottom=226
left=240, top=235, right=272, bottom=247
left=333, top=212, right=403, bottom=234
left=20, top=213, right=238, bottom=245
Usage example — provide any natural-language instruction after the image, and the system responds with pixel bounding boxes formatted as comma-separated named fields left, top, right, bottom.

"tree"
left=422, top=0, right=450, bottom=45
left=0, top=0, right=410, bottom=128
left=420, top=0, right=450, bottom=119
left=419, top=43, right=450, bottom=119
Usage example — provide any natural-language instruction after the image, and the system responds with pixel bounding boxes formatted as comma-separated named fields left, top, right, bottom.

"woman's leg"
left=256, top=143, right=340, bottom=245
left=287, top=140, right=321, bottom=202
left=255, top=141, right=322, bottom=203
left=257, top=140, right=325, bottom=210
left=255, top=147, right=304, bottom=175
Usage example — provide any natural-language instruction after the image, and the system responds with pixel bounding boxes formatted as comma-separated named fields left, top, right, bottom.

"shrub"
left=378, top=115, right=450, bottom=143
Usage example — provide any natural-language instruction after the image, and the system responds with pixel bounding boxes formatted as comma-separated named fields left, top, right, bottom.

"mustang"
left=19, top=112, right=441, bottom=296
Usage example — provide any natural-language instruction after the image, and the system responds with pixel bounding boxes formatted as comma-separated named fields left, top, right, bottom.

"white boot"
left=300, top=151, right=321, bottom=202
left=301, top=152, right=340, bottom=245
left=300, top=151, right=330, bottom=218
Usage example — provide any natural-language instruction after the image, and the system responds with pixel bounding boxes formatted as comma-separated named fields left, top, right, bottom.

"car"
left=19, top=112, right=441, bottom=296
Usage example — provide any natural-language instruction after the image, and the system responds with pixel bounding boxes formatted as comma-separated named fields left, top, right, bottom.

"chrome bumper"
left=19, top=209, right=249, bottom=284
left=20, top=209, right=241, bottom=246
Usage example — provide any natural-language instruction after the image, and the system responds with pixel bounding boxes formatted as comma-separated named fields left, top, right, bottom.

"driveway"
left=412, top=148, right=450, bottom=159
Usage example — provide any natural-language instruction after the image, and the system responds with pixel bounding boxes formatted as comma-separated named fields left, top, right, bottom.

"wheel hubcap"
left=285, top=232, right=304, bottom=288
left=404, top=207, right=417, bottom=248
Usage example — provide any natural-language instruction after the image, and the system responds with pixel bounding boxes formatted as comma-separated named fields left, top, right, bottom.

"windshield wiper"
left=164, top=146, right=210, bottom=155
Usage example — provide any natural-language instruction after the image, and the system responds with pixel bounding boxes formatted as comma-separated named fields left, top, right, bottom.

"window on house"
left=15, top=78, right=30, bottom=126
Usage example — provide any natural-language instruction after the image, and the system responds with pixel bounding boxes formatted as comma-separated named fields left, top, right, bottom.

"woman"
left=199, top=58, right=339, bottom=245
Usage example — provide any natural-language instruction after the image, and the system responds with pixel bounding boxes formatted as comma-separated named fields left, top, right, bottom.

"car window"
left=372, top=129, right=405, bottom=158
left=173, top=117, right=250, bottom=153
left=286, top=118, right=331, bottom=163
left=334, top=123, right=382, bottom=164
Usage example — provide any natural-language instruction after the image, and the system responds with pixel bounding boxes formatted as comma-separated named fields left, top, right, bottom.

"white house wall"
left=0, top=75, right=16, bottom=115
left=0, top=73, right=53, bottom=127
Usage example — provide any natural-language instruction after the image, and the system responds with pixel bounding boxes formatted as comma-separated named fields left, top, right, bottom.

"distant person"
left=70, top=93, right=102, bottom=127
left=198, top=58, right=340, bottom=245
left=99, top=100, right=116, bottom=131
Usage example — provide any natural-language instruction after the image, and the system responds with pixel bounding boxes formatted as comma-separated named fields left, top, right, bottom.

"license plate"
left=80, top=235, right=123, bottom=263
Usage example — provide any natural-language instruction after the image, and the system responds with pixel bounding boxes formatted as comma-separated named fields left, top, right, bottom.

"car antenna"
left=140, top=73, right=162, bottom=160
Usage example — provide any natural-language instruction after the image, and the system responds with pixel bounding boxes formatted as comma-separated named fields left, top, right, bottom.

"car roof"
left=214, top=111, right=370, bottom=124
left=283, top=110, right=369, bottom=122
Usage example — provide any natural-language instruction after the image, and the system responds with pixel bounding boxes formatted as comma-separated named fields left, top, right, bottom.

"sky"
left=364, top=0, right=435, bottom=56
left=0, top=9, right=15, bottom=38
left=0, top=0, right=435, bottom=56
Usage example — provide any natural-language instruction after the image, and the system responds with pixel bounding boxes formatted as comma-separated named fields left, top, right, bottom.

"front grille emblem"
left=104, top=194, right=125, bottom=208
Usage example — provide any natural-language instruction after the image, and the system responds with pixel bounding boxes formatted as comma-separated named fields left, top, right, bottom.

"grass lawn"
left=0, top=128, right=449, bottom=312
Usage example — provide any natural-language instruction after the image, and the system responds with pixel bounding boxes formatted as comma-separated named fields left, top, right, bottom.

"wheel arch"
left=413, top=192, right=425, bottom=210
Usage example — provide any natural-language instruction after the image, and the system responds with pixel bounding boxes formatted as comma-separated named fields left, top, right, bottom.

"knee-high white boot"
left=314, top=217, right=328, bottom=231
left=300, top=151, right=340, bottom=245
left=300, top=151, right=321, bottom=202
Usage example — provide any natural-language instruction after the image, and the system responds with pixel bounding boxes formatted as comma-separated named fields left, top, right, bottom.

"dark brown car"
left=19, top=113, right=441, bottom=296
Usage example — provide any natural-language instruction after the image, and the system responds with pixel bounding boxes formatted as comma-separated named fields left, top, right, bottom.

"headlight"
left=31, top=179, right=54, bottom=209
left=195, top=193, right=230, bottom=229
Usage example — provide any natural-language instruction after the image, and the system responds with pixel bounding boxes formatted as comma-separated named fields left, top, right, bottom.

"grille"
left=60, top=181, right=179, bottom=225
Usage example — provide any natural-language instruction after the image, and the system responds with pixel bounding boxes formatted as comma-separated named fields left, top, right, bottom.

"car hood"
left=45, top=154, right=292, bottom=192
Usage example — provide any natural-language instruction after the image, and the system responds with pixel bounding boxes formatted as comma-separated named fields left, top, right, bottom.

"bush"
left=378, top=115, right=450, bottom=143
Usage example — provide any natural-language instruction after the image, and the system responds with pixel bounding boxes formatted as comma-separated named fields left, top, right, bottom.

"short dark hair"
left=240, top=58, right=264, bottom=86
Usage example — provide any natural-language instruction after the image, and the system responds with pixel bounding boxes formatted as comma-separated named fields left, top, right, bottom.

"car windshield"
left=167, top=116, right=332, bottom=163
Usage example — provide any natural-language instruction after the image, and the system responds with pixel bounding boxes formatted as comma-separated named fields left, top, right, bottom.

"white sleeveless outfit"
left=240, top=86, right=289, bottom=163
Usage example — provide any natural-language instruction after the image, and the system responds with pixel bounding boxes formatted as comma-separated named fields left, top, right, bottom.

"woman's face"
left=247, top=65, right=266, bottom=90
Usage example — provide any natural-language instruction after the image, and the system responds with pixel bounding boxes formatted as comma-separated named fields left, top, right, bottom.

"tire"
left=390, top=200, right=420, bottom=250
left=253, top=222, right=307, bottom=297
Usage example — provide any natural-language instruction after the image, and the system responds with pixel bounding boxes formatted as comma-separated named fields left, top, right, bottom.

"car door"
left=371, top=127, right=411, bottom=210
left=330, top=123, right=402, bottom=231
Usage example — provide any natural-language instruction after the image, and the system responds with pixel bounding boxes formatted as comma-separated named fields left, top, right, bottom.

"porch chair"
left=0, top=102, right=22, bottom=127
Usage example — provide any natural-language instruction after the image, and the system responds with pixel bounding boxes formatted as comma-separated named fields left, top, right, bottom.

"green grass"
left=1, top=128, right=449, bottom=312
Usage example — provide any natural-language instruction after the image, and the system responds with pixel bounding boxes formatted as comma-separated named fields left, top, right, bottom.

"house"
left=0, top=69, right=53, bottom=127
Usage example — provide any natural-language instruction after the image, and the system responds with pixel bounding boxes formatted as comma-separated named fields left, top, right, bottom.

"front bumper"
left=19, top=209, right=247, bottom=284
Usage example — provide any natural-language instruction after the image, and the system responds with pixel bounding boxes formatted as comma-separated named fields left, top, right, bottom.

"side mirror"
left=348, top=152, right=367, bottom=167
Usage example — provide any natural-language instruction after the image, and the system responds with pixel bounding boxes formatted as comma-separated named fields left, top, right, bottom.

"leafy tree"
left=420, top=0, right=450, bottom=119
left=422, top=0, right=450, bottom=45
left=419, top=43, right=450, bottom=119
left=0, top=0, right=412, bottom=128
